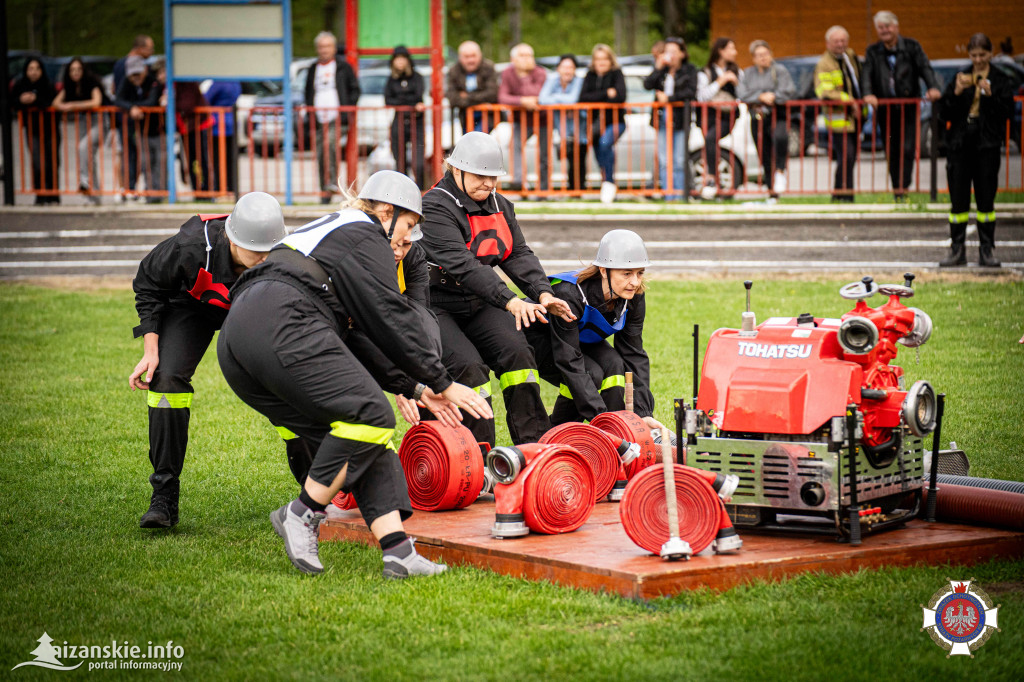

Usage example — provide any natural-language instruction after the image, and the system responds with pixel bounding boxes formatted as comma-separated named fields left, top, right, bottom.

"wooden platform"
left=320, top=501, right=1024, bottom=599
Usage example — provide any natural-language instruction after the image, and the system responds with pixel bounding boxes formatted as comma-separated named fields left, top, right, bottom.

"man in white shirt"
left=303, top=32, right=360, bottom=203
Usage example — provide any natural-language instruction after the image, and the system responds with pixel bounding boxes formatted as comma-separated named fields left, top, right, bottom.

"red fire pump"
left=683, top=275, right=939, bottom=540
left=486, top=443, right=596, bottom=538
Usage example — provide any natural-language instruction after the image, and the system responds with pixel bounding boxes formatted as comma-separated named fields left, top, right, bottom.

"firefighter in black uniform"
left=217, top=171, right=490, bottom=579
left=525, top=230, right=664, bottom=432
left=938, top=33, right=1013, bottom=268
left=420, top=131, right=576, bottom=448
left=130, top=192, right=289, bottom=529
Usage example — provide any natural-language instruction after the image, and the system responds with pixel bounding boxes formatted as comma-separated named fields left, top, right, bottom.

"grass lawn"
left=1, top=278, right=1022, bottom=680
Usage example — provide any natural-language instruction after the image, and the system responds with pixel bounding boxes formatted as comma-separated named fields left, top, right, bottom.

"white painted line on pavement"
left=534, top=240, right=1024, bottom=249
left=0, top=228, right=177, bottom=239
left=538, top=259, right=1024, bottom=270
left=1, top=245, right=151, bottom=254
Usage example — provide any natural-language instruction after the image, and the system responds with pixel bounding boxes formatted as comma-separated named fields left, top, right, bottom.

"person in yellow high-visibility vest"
left=815, top=26, right=863, bottom=203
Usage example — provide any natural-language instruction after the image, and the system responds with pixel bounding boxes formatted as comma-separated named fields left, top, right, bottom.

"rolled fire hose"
left=620, top=464, right=742, bottom=556
left=924, top=482, right=1024, bottom=531
left=590, top=411, right=659, bottom=478
left=490, top=443, right=595, bottom=537
left=539, top=423, right=637, bottom=502
left=398, top=421, right=485, bottom=511
left=331, top=490, right=358, bottom=510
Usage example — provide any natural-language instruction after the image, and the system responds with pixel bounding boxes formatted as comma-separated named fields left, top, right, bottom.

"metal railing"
left=9, top=97, right=1023, bottom=203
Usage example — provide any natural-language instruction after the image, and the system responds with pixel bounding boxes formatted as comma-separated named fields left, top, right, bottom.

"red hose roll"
left=539, top=423, right=620, bottom=501
left=927, top=483, right=1024, bottom=530
left=590, top=411, right=658, bottom=478
left=494, top=443, right=595, bottom=535
left=398, top=421, right=485, bottom=511
left=619, top=464, right=723, bottom=555
left=331, top=490, right=358, bottom=510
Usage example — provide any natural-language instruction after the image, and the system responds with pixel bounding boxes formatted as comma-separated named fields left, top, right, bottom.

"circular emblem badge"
left=921, top=579, right=1001, bottom=657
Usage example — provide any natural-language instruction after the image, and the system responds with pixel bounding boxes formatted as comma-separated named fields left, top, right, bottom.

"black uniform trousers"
left=947, top=126, right=1000, bottom=251
left=829, top=130, right=859, bottom=198
left=432, top=293, right=551, bottom=447
left=217, top=280, right=411, bottom=527
left=530, top=334, right=626, bottom=425
left=145, top=303, right=218, bottom=499
left=749, top=108, right=788, bottom=191
left=877, top=101, right=918, bottom=193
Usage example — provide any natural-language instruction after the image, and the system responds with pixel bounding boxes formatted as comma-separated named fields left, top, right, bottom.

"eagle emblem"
left=921, top=579, right=1000, bottom=657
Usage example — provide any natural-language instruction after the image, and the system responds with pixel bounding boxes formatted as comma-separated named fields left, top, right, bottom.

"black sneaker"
left=140, top=495, right=179, bottom=528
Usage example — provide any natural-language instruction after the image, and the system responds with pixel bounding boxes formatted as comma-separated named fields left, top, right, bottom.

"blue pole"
left=282, top=0, right=293, bottom=205
left=163, top=0, right=176, bottom=203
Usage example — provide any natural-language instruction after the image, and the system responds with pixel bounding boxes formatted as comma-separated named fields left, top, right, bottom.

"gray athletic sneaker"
left=270, top=502, right=325, bottom=575
left=382, top=538, right=448, bottom=580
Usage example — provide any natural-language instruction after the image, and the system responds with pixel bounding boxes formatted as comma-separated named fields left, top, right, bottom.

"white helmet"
left=359, top=170, right=424, bottom=220
left=447, top=131, right=505, bottom=176
left=593, top=229, right=650, bottom=268
left=225, top=192, right=287, bottom=251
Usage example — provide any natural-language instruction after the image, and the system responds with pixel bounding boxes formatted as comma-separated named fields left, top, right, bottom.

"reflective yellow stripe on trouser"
left=499, top=369, right=538, bottom=392
left=978, top=211, right=996, bottom=223
left=600, top=374, right=625, bottom=392
left=949, top=212, right=970, bottom=224
left=474, top=382, right=492, bottom=399
left=275, top=425, right=299, bottom=440
left=559, top=383, right=573, bottom=400
left=329, top=420, right=396, bottom=451
left=147, top=392, right=193, bottom=409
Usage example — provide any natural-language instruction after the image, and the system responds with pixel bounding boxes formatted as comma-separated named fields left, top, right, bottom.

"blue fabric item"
left=204, top=81, right=242, bottom=136
left=549, top=270, right=628, bottom=344
left=465, top=73, right=478, bottom=92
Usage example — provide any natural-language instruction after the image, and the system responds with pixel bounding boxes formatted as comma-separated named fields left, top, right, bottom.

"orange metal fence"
left=10, top=98, right=1023, bottom=203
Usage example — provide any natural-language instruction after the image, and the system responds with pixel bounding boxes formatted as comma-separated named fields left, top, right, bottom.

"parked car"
left=199, top=78, right=282, bottom=150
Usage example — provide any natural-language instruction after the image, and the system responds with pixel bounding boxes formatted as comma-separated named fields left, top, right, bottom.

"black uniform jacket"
left=642, top=63, right=697, bottom=129
left=861, top=37, right=939, bottom=99
left=232, top=210, right=453, bottom=397
left=549, top=276, right=653, bottom=421
left=939, top=65, right=1014, bottom=153
left=133, top=215, right=236, bottom=338
left=420, top=172, right=554, bottom=308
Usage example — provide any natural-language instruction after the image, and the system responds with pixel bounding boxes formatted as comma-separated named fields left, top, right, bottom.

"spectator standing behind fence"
left=815, top=26, right=863, bottom=203
left=385, top=45, right=427, bottom=189
left=500, top=43, right=549, bottom=193
left=112, top=36, right=155, bottom=201
left=644, top=37, right=696, bottom=201
left=697, top=38, right=742, bottom=199
left=861, top=11, right=940, bottom=202
left=115, top=56, right=162, bottom=202
left=113, top=35, right=155, bottom=98
left=737, top=40, right=794, bottom=201
left=204, top=80, right=242, bottom=196
left=538, top=54, right=585, bottom=192
left=938, top=33, right=1013, bottom=268
left=304, top=31, right=360, bottom=204
left=11, top=58, right=60, bottom=205
left=992, top=37, right=1015, bottom=66
left=53, top=58, right=107, bottom=204
left=176, top=81, right=212, bottom=200
left=447, top=41, right=499, bottom=133
left=580, top=44, right=627, bottom=204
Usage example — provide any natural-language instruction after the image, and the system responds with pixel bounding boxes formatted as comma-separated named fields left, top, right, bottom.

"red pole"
left=430, top=0, right=444, bottom=184
left=345, top=0, right=359, bottom=186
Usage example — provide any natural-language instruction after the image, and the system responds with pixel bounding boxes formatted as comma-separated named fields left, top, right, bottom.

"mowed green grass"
left=1, top=278, right=1022, bottom=680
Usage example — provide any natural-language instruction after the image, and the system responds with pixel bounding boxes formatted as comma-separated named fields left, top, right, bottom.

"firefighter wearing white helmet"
left=418, top=132, right=577, bottom=448
left=130, top=191, right=288, bottom=530
left=217, top=170, right=491, bottom=579
left=524, top=229, right=663, bottom=432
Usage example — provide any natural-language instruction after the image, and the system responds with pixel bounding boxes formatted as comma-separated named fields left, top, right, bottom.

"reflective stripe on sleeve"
left=600, top=374, right=626, bottom=392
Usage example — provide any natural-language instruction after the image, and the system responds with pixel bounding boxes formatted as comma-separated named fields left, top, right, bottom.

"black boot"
left=140, top=490, right=179, bottom=528
left=978, top=221, right=1001, bottom=267
left=939, top=222, right=967, bottom=267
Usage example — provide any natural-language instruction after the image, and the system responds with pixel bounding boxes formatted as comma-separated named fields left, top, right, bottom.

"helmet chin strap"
left=459, top=169, right=469, bottom=197
left=604, top=268, right=617, bottom=309
left=386, top=211, right=399, bottom=241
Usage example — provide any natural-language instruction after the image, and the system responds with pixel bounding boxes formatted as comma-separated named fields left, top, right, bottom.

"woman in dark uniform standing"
left=217, top=171, right=490, bottom=579
left=525, top=230, right=663, bottom=433
left=938, top=33, right=1013, bottom=268
left=419, top=132, right=575, bottom=449
left=130, top=192, right=289, bottom=529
